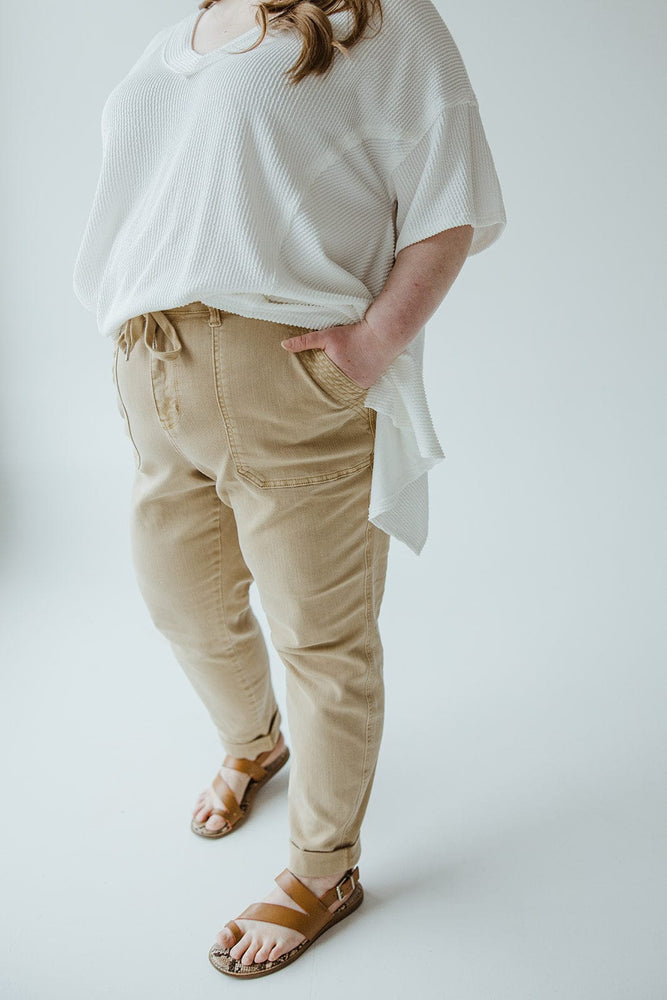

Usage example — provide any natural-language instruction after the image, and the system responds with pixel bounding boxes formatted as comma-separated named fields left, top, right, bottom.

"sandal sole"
left=190, top=744, right=290, bottom=839
left=208, top=881, right=364, bottom=979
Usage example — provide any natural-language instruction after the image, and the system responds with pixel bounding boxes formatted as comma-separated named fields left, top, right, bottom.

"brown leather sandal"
left=191, top=742, right=290, bottom=839
left=208, top=866, right=363, bottom=979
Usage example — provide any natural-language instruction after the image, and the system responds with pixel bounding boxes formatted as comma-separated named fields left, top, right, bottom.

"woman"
left=72, top=0, right=506, bottom=979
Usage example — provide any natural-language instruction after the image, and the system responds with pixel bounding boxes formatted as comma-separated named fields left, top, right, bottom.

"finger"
left=280, top=329, right=326, bottom=351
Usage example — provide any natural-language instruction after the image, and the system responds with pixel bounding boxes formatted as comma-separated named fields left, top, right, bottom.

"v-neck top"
left=163, top=6, right=283, bottom=73
left=72, top=0, right=507, bottom=555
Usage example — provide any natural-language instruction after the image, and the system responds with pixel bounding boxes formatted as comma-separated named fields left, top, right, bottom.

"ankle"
left=295, top=869, right=350, bottom=891
left=224, top=730, right=284, bottom=766
left=254, top=731, right=284, bottom=761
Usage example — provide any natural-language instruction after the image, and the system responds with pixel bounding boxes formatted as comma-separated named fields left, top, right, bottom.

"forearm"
left=363, top=223, right=474, bottom=360
left=280, top=223, right=474, bottom=388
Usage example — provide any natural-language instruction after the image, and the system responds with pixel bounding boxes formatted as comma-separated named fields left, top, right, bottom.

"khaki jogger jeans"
left=111, top=301, right=391, bottom=877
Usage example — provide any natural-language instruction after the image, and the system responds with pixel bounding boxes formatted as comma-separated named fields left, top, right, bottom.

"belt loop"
left=208, top=306, right=222, bottom=328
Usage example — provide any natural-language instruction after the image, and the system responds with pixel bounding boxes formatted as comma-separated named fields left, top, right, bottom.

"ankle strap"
left=318, top=867, right=360, bottom=907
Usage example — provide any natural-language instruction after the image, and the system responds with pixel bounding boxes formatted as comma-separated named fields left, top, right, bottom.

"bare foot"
left=214, top=869, right=355, bottom=966
left=192, top=731, right=286, bottom=833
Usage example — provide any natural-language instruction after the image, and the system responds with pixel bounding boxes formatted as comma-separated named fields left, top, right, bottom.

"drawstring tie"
left=117, top=311, right=182, bottom=361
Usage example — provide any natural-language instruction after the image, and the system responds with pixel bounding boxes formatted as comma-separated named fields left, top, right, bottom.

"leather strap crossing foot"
left=207, top=746, right=280, bottom=827
left=221, top=755, right=269, bottom=781
left=224, top=867, right=361, bottom=946
left=210, top=773, right=245, bottom=827
left=225, top=920, right=244, bottom=945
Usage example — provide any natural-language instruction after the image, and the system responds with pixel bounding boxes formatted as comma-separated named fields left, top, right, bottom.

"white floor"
left=2, top=448, right=666, bottom=1000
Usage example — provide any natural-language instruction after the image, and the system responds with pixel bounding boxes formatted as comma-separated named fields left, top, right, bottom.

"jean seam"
left=338, top=475, right=377, bottom=848
left=235, top=458, right=372, bottom=490
left=289, top=839, right=358, bottom=859
left=147, top=358, right=194, bottom=470
left=150, top=354, right=181, bottom=434
left=297, top=349, right=368, bottom=418
left=313, top=348, right=368, bottom=398
left=211, top=324, right=250, bottom=478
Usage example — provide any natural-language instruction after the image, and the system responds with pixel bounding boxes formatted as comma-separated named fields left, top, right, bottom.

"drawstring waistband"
left=117, top=311, right=183, bottom=362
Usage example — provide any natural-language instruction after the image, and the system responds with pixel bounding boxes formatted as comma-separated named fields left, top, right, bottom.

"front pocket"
left=212, top=318, right=374, bottom=489
left=296, top=348, right=369, bottom=417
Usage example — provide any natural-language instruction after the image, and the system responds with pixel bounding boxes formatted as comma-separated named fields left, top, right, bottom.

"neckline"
left=162, top=6, right=350, bottom=76
left=189, top=6, right=263, bottom=56
left=162, top=8, right=267, bottom=75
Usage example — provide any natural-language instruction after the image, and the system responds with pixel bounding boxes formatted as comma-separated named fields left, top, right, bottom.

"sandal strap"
left=221, top=755, right=268, bottom=781
left=264, top=866, right=360, bottom=939
left=274, top=869, right=330, bottom=920
left=225, top=920, right=243, bottom=945
left=227, top=866, right=360, bottom=946
left=211, top=773, right=244, bottom=825
left=318, top=866, right=360, bottom=909
left=237, top=902, right=314, bottom=938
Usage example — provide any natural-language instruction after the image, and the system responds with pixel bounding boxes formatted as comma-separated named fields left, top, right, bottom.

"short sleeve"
left=390, top=100, right=507, bottom=258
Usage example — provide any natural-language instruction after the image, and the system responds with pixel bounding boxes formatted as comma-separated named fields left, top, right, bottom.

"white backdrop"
left=1, top=1, right=665, bottom=998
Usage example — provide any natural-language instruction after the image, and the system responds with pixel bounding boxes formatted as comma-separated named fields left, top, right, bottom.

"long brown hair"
left=197, top=0, right=384, bottom=85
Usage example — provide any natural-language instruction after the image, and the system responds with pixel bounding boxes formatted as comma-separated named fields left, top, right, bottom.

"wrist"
left=362, top=301, right=422, bottom=358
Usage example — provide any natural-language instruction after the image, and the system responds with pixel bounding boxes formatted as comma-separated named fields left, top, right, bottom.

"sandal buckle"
left=335, top=871, right=356, bottom=902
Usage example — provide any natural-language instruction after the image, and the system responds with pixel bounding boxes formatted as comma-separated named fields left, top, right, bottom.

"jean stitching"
left=235, top=457, right=372, bottom=490
left=298, top=349, right=368, bottom=418
left=212, top=326, right=372, bottom=488
left=211, top=325, right=248, bottom=477
left=366, top=404, right=377, bottom=440
left=207, top=307, right=222, bottom=328
left=150, top=354, right=181, bottom=433
left=289, top=839, right=358, bottom=863
left=339, top=475, right=377, bottom=848
left=314, top=349, right=368, bottom=401
left=147, top=354, right=195, bottom=469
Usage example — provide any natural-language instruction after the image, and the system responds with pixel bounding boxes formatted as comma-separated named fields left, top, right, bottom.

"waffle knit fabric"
left=73, top=0, right=507, bottom=554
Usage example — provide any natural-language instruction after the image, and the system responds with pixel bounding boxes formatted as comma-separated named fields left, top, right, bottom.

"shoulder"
left=380, top=0, right=451, bottom=32
left=354, top=0, right=477, bottom=138
left=377, top=0, right=458, bottom=49
left=138, top=19, right=183, bottom=60
left=367, top=0, right=477, bottom=105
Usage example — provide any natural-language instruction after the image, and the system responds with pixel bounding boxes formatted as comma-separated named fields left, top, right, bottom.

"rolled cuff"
left=288, top=835, right=361, bottom=877
left=218, top=706, right=282, bottom=759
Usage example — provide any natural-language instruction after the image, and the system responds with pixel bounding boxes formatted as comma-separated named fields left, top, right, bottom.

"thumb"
left=280, top=329, right=326, bottom=352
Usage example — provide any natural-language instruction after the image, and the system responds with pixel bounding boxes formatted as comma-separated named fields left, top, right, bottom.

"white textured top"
left=72, top=0, right=506, bottom=555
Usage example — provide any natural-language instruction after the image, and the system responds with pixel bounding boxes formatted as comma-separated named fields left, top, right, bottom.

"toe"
left=205, top=813, right=227, bottom=832
left=215, top=926, right=235, bottom=950
left=197, top=796, right=211, bottom=822
left=230, top=933, right=252, bottom=962
left=268, top=941, right=288, bottom=962
left=253, top=940, right=275, bottom=964
left=240, top=939, right=261, bottom=966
